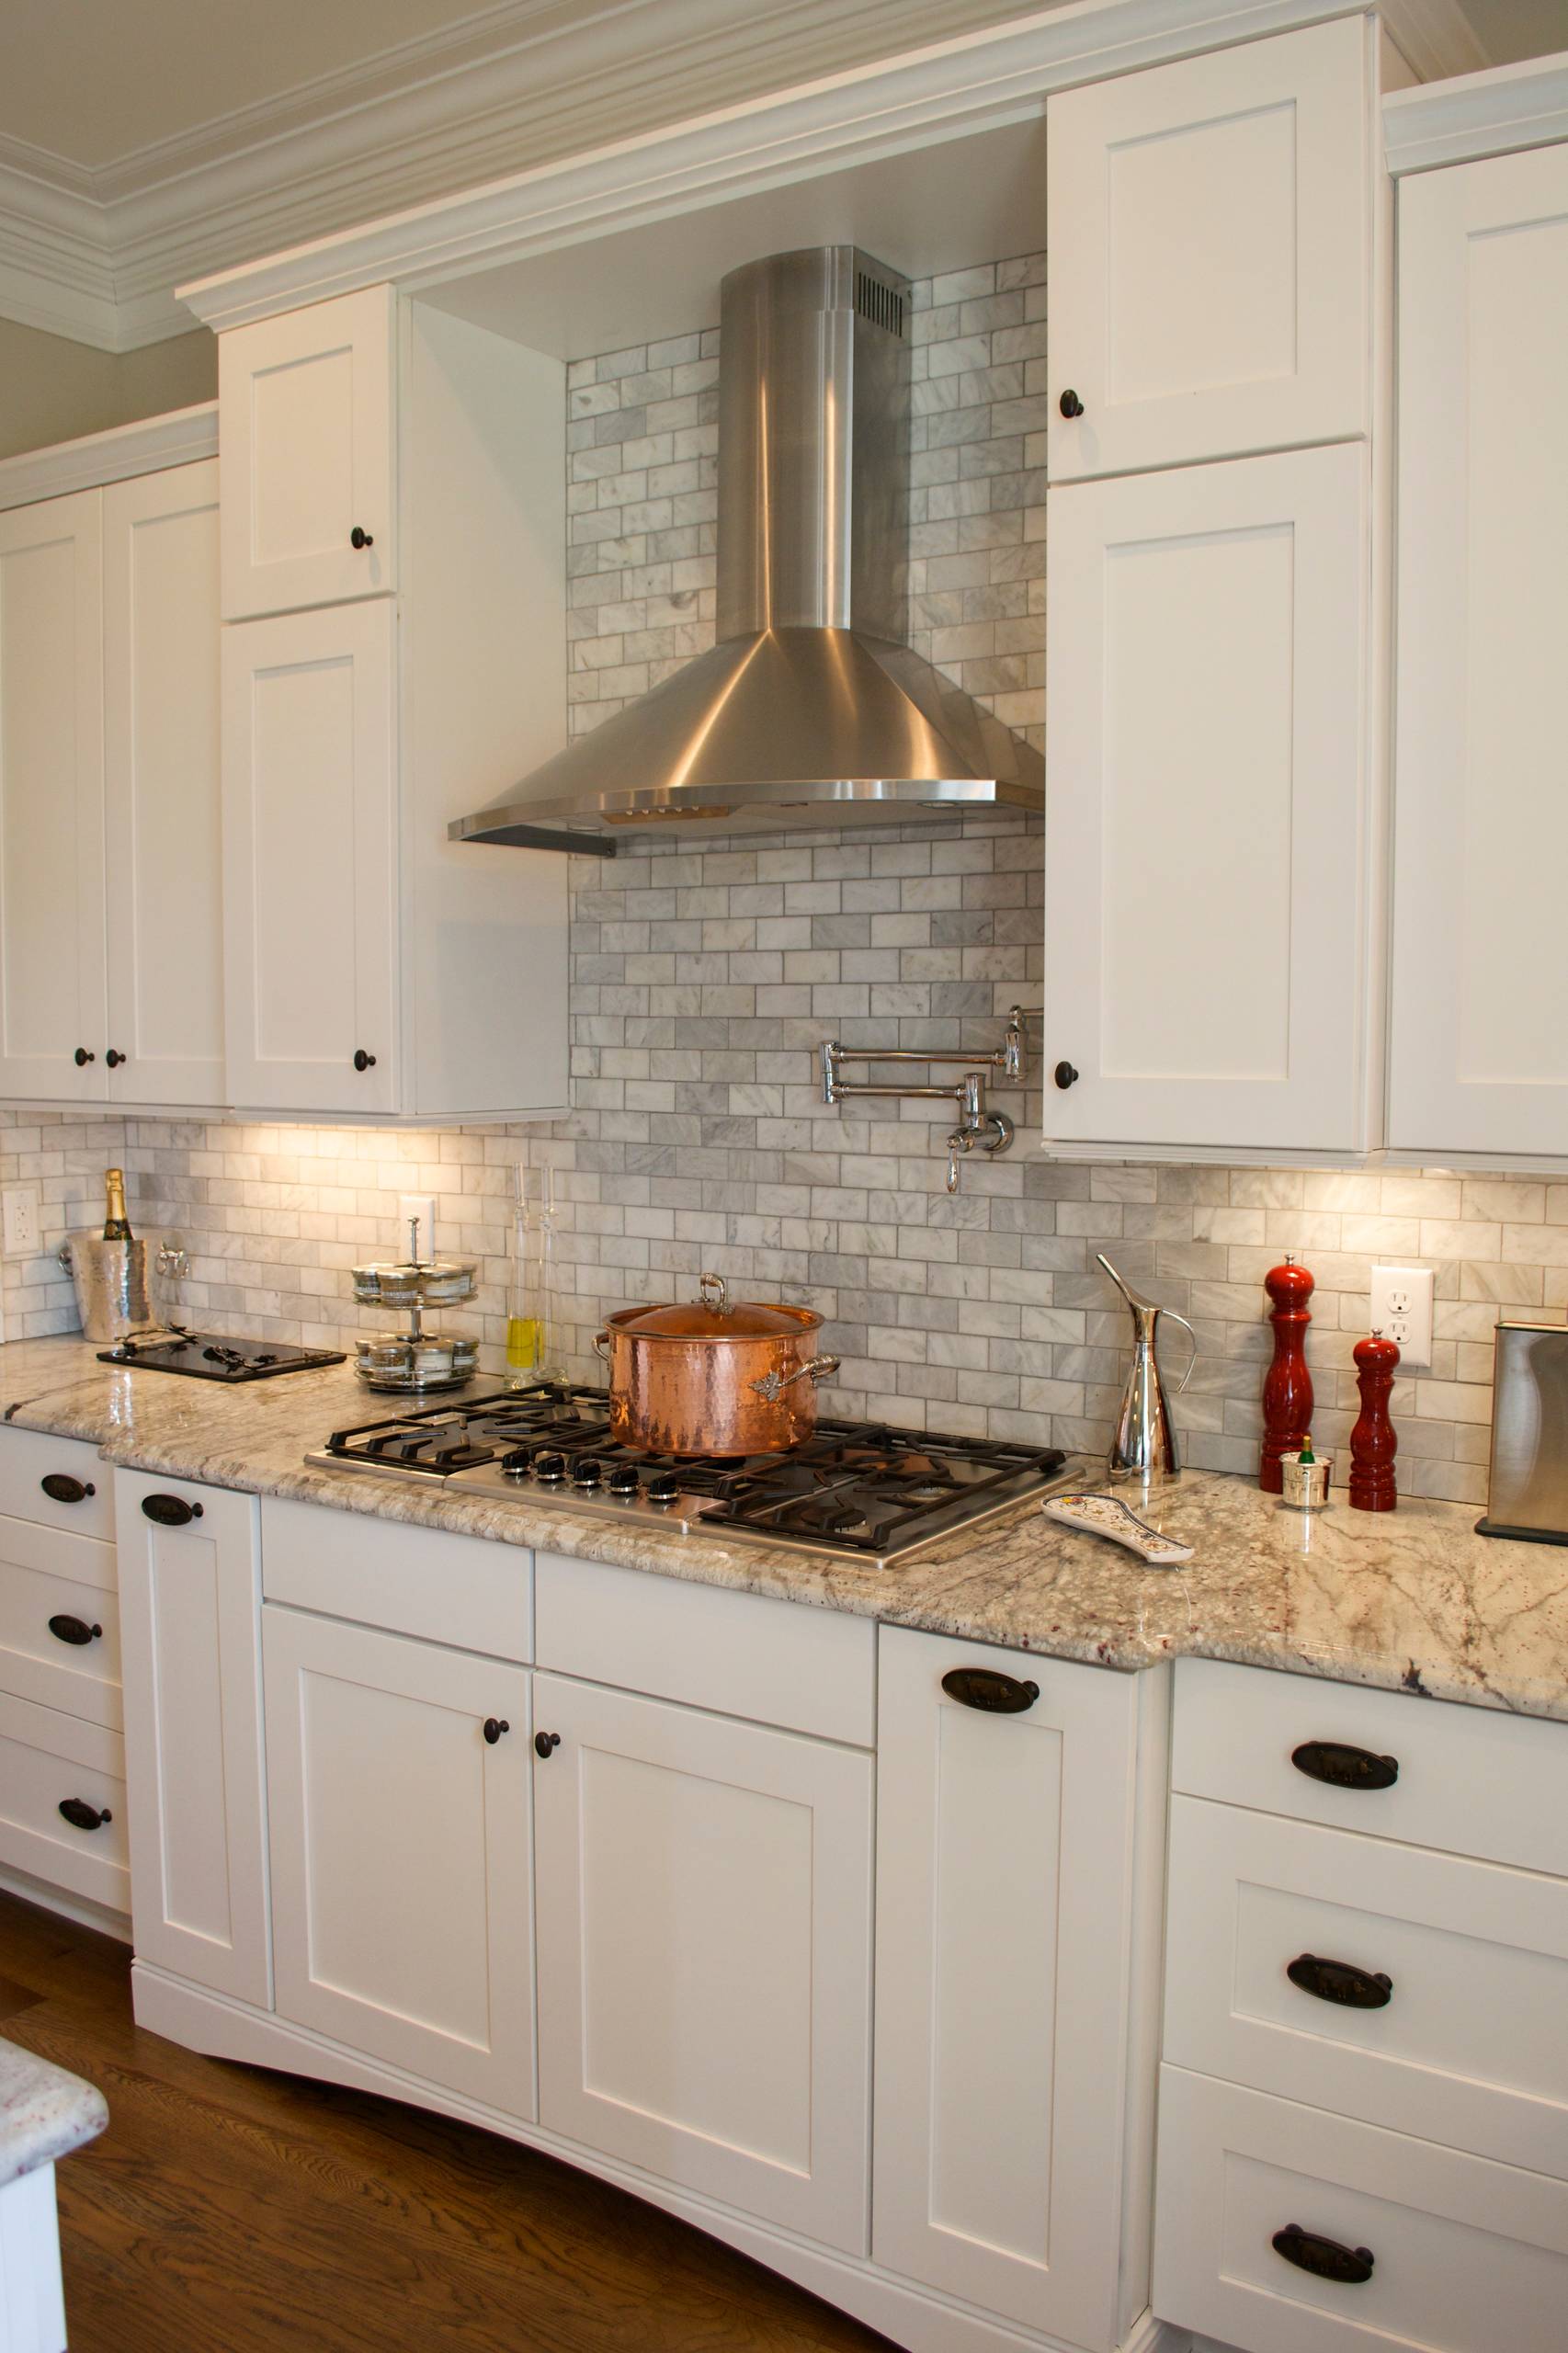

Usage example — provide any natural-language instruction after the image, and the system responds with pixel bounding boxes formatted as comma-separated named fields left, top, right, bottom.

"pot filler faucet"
left=819, top=1006, right=1030, bottom=1191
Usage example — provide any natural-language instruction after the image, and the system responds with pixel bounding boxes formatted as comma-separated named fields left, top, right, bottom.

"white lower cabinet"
left=872, top=1629, right=1149, bottom=2350
left=263, top=1606, right=534, bottom=2116
left=116, top=1470, right=269, bottom=2006
left=531, top=1671, right=873, bottom=2254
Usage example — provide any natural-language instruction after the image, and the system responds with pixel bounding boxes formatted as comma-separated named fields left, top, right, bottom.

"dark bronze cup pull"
left=534, top=1731, right=562, bottom=1759
left=1291, top=1738, right=1399, bottom=1791
left=49, top=1614, right=102, bottom=1647
left=941, top=1666, right=1040, bottom=1714
left=142, top=1493, right=202, bottom=1527
left=59, top=1797, right=112, bottom=1833
left=1287, top=1953, right=1392, bottom=2009
left=1272, top=2224, right=1373, bottom=2285
left=483, top=1718, right=510, bottom=1745
left=41, top=1473, right=96, bottom=1505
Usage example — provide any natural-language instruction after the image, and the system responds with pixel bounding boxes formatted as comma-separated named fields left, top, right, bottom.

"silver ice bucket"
left=58, top=1233, right=187, bottom=1344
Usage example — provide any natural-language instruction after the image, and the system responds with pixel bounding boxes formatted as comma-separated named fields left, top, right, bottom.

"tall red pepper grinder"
left=1260, top=1255, right=1314, bottom=1494
left=1349, top=1330, right=1400, bottom=1512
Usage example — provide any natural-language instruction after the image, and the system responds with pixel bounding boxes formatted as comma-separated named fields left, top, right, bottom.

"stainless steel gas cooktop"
left=308, top=1382, right=1075, bottom=1568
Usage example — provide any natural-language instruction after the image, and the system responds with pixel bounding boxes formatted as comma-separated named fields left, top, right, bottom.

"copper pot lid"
left=611, top=1271, right=818, bottom=1342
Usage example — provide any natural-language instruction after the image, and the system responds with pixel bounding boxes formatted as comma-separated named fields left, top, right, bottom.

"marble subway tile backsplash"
left=0, top=251, right=1557, bottom=1509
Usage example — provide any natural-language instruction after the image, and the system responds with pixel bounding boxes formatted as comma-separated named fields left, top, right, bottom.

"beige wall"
left=0, top=317, right=215, bottom=462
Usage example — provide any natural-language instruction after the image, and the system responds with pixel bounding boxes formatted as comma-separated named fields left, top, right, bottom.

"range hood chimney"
left=450, top=245, right=1044, bottom=856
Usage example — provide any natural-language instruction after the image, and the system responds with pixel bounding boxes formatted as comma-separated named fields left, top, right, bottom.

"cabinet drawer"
left=0, top=1689, right=128, bottom=1910
left=1165, top=1795, right=1568, bottom=2181
left=262, top=1495, right=531, bottom=1661
left=535, top=1552, right=873, bottom=1745
left=0, top=1517, right=120, bottom=1729
left=1173, top=1658, right=1568, bottom=1876
left=0, top=1429, right=113, bottom=1540
left=1153, top=2067, right=1568, bottom=2353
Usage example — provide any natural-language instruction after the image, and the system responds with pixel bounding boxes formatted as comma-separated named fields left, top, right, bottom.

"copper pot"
left=594, top=1272, right=840, bottom=1456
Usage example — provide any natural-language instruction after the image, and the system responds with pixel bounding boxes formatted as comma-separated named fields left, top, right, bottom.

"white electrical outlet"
left=397, top=1194, right=438, bottom=1259
left=1, top=1185, right=40, bottom=1258
left=1369, top=1264, right=1434, bottom=1369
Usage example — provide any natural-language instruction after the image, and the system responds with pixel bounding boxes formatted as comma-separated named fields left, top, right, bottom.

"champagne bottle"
left=101, top=1168, right=133, bottom=1243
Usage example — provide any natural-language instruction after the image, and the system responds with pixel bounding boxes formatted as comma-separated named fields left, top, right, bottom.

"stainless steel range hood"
left=449, top=244, right=1044, bottom=857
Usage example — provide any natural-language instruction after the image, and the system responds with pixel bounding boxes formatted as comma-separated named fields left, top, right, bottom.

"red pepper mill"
left=1260, top=1256, right=1314, bottom=1494
left=1349, top=1330, right=1401, bottom=1512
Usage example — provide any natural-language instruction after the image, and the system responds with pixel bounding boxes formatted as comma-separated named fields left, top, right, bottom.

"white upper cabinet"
left=1045, top=441, right=1371, bottom=1154
left=0, top=490, right=107, bottom=1101
left=1388, top=142, right=1568, bottom=1160
left=222, top=600, right=398, bottom=1116
left=220, top=287, right=396, bottom=620
left=103, top=462, right=225, bottom=1108
left=1046, top=16, right=1371, bottom=479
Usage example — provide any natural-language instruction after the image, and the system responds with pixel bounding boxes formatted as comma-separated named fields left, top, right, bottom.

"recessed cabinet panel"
left=1047, top=16, right=1369, bottom=477
left=263, top=1607, right=533, bottom=2115
left=534, top=1673, right=872, bottom=2251
left=1389, top=144, right=1568, bottom=1155
left=872, top=1629, right=1141, bottom=2346
left=103, top=463, right=225, bottom=1108
left=1044, top=443, right=1369, bottom=1151
left=220, top=286, right=395, bottom=619
left=222, top=602, right=396, bottom=1113
left=0, top=491, right=107, bottom=1102
left=116, top=1472, right=269, bottom=2007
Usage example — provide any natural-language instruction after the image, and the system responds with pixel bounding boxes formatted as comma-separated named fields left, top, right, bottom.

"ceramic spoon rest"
left=1041, top=1491, right=1194, bottom=1567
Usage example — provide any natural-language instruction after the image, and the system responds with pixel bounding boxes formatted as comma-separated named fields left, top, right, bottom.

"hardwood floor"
left=0, top=1889, right=895, bottom=2353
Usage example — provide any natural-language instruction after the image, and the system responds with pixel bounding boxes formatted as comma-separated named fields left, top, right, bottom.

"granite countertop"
left=5, top=1336, right=1567, bottom=1723
left=0, top=2034, right=108, bottom=2188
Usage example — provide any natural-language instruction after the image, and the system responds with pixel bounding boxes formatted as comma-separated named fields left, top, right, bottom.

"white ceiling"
left=6, top=0, right=1562, bottom=175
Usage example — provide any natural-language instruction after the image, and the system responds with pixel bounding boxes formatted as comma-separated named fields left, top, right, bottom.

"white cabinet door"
left=1389, top=144, right=1568, bottom=1159
left=222, top=601, right=397, bottom=1114
left=115, top=1470, right=269, bottom=2006
left=533, top=1673, right=872, bottom=2252
left=219, top=286, right=395, bottom=620
left=0, top=490, right=107, bottom=1102
left=102, top=463, right=226, bottom=1108
left=872, top=1630, right=1141, bottom=2349
left=1046, top=15, right=1370, bottom=479
left=1044, top=442, right=1369, bottom=1153
left=263, top=1608, right=533, bottom=2115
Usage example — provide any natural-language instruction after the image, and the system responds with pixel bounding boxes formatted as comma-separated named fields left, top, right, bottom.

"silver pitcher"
left=58, top=1233, right=187, bottom=1344
left=1097, top=1252, right=1198, bottom=1487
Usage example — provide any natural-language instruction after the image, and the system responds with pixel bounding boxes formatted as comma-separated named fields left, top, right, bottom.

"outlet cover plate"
left=1369, top=1264, right=1434, bottom=1370
left=1, top=1185, right=40, bottom=1258
left=397, top=1194, right=438, bottom=1261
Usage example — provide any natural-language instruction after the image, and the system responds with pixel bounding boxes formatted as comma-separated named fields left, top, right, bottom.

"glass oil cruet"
left=506, top=1161, right=566, bottom=1389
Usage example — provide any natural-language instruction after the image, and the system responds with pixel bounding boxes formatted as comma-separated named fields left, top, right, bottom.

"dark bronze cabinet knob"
left=41, top=1473, right=95, bottom=1504
left=105, top=1049, right=126, bottom=1068
left=49, top=1614, right=102, bottom=1646
left=353, top=1050, right=377, bottom=1072
left=59, top=1797, right=112, bottom=1833
left=534, top=1731, right=561, bottom=1759
left=1053, top=1062, right=1079, bottom=1090
left=350, top=526, right=375, bottom=550
left=1272, top=2224, right=1373, bottom=2285
left=1059, top=389, right=1085, bottom=418
left=483, top=1717, right=510, bottom=1745
left=74, top=1047, right=95, bottom=1066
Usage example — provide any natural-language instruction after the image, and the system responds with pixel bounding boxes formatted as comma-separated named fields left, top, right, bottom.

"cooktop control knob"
left=572, top=1457, right=604, bottom=1489
left=531, top=1450, right=567, bottom=1483
left=646, top=1472, right=679, bottom=1506
left=500, top=1448, right=532, bottom=1478
left=607, top=1463, right=640, bottom=1495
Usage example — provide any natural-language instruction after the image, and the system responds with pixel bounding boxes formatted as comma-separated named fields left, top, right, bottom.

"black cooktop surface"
left=100, top=1328, right=347, bottom=1381
left=316, top=1382, right=1068, bottom=1562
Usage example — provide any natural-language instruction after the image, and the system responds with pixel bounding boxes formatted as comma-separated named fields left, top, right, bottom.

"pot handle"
left=750, top=1354, right=841, bottom=1404
left=593, top=1330, right=610, bottom=1361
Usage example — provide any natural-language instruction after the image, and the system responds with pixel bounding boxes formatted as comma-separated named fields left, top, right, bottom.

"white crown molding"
left=0, top=0, right=1482, bottom=355
left=1383, top=47, right=1568, bottom=173
left=175, top=0, right=1382, bottom=334
left=1376, top=0, right=1486, bottom=85
left=0, top=402, right=217, bottom=510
